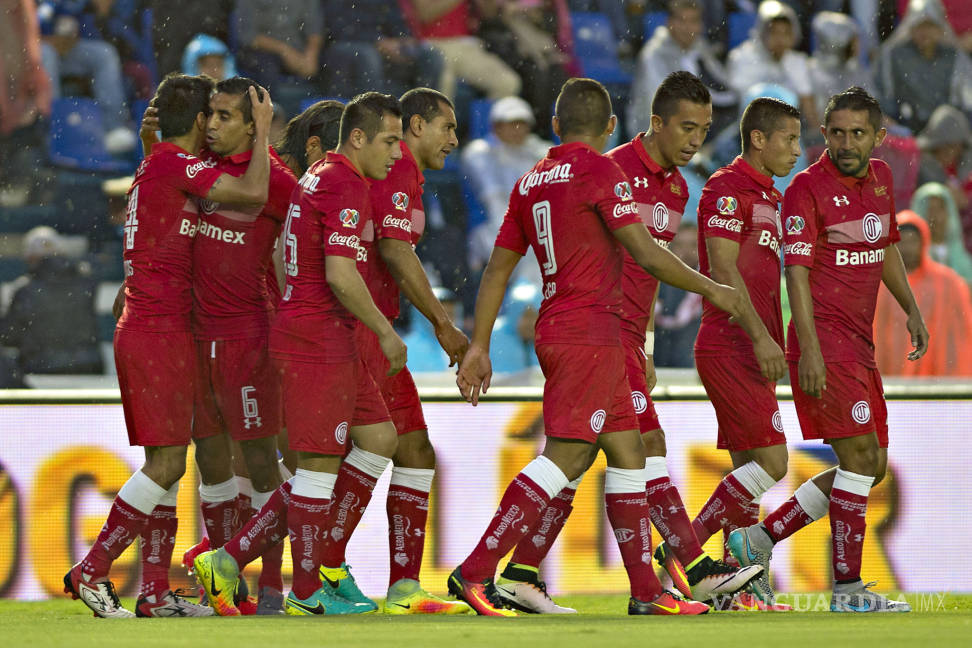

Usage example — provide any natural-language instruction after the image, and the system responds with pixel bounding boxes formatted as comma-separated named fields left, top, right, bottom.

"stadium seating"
left=48, top=98, right=135, bottom=174
left=571, top=12, right=632, bottom=85
left=728, top=11, right=757, bottom=50
left=643, top=11, right=666, bottom=40
left=467, top=99, right=494, bottom=141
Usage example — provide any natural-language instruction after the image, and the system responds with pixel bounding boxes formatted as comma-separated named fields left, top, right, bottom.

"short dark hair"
left=824, top=86, right=883, bottom=133
left=739, top=97, right=802, bottom=152
left=275, top=99, right=344, bottom=175
left=667, top=0, right=700, bottom=14
left=400, top=87, right=454, bottom=131
left=214, top=76, right=265, bottom=125
left=651, top=71, right=711, bottom=123
left=152, top=73, right=215, bottom=139
left=555, top=78, right=613, bottom=137
left=339, top=92, right=402, bottom=144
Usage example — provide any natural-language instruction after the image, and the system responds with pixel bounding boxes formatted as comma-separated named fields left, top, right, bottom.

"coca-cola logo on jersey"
left=382, top=215, right=411, bottom=232
left=707, top=215, right=742, bottom=233
left=328, top=232, right=360, bottom=248
left=185, top=158, right=216, bottom=179
left=518, top=163, right=571, bottom=195
left=785, top=241, right=813, bottom=256
left=613, top=202, right=637, bottom=218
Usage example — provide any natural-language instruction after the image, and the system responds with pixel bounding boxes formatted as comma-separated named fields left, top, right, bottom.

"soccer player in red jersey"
left=728, top=87, right=928, bottom=613
left=681, top=97, right=801, bottom=611
left=339, top=87, right=470, bottom=615
left=449, top=78, right=753, bottom=616
left=496, top=72, right=762, bottom=613
left=63, top=74, right=274, bottom=618
left=194, top=93, right=408, bottom=617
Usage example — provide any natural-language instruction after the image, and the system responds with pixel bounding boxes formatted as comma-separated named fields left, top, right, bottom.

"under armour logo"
left=243, top=417, right=262, bottom=429
left=633, top=177, right=650, bottom=188
left=833, top=195, right=850, bottom=207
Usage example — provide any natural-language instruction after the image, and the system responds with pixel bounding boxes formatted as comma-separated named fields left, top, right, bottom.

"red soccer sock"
left=722, top=498, right=760, bottom=564
left=509, top=485, right=575, bottom=569
left=258, top=539, right=285, bottom=593
left=645, top=476, right=704, bottom=566
left=762, top=477, right=831, bottom=543
left=138, top=505, right=177, bottom=598
left=201, top=497, right=241, bottom=550
left=319, top=462, right=379, bottom=568
left=830, top=470, right=873, bottom=583
left=692, top=474, right=758, bottom=545
left=288, top=492, right=331, bottom=599
left=605, top=488, right=663, bottom=602
left=81, top=496, right=150, bottom=581
left=387, top=483, right=430, bottom=586
left=224, top=481, right=292, bottom=568
left=461, top=474, right=551, bottom=583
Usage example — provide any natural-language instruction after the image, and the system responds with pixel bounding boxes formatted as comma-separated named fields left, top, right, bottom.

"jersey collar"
left=548, top=141, right=597, bottom=158
left=325, top=151, right=369, bottom=183
left=819, top=150, right=874, bottom=189
left=632, top=132, right=672, bottom=178
left=153, top=141, right=195, bottom=156
left=730, top=156, right=775, bottom=189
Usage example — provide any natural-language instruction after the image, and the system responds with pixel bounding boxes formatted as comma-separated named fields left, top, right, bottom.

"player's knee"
left=353, top=423, right=398, bottom=459
left=640, top=429, right=667, bottom=457
left=394, top=432, right=436, bottom=469
left=241, top=440, right=282, bottom=492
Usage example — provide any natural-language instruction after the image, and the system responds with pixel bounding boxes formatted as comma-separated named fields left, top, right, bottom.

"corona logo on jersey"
left=518, top=163, right=572, bottom=195
left=614, top=181, right=633, bottom=201
left=716, top=196, right=737, bottom=215
left=339, top=209, right=360, bottom=228
left=391, top=192, right=409, bottom=212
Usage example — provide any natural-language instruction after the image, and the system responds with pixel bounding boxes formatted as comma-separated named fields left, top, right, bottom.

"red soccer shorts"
left=275, top=356, right=390, bottom=455
left=696, top=354, right=786, bottom=451
left=115, top=328, right=194, bottom=447
left=789, top=360, right=888, bottom=448
left=623, top=342, right=662, bottom=433
left=536, top=342, right=638, bottom=443
left=356, top=324, right=426, bottom=436
left=193, top=337, right=281, bottom=442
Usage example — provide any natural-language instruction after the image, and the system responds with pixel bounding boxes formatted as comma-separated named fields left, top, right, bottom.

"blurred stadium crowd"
left=1, top=0, right=971, bottom=384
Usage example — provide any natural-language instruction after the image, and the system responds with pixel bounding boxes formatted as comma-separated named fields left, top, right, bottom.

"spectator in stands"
left=628, top=0, right=735, bottom=137
left=911, top=182, right=972, bottom=284
left=874, top=210, right=972, bottom=376
left=807, top=12, right=875, bottom=134
left=877, top=0, right=972, bottom=134
left=234, top=0, right=323, bottom=96
left=941, top=0, right=972, bottom=52
left=0, top=226, right=103, bottom=375
left=567, top=0, right=637, bottom=57
left=0, top=0, right=51, bottom=208
left=38, top=0, right=135, bottom=153
left=461, top=96, right=551, bottom=277
left=400, top=0, right=521, bottom=100
left=181, top=34, right=237, bottom=81
left=321, top=0, right=443, bottom=99
left=82, top=0, right=154, bottom=100
left=780, top=0, right=881, bottom=54
left=915, top=105, right=972, bottom=211
left=654, top=221, right=702, bottom=368
left=150, top=0, right=233, bottom=77
left=726, top=0, right=821, bottom=132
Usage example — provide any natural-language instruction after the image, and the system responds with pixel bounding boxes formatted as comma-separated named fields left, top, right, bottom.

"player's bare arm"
left=112, top=281, right=125, bottom=320
left=881, top=244, right=929, bottom=361
left=706, top=237, right=786, bottom=381
left=645, top=283, right=659, bottom=393
left=325, top=255, right=407, bottom=376
left=205, top=86, right=272, bottom=205
left=613, top=223, right=744, bottom=320
left=457, top=246, right=522, bottom=405
left=139, top=105, right=160, bottom=155
left=784, top=265, right=825, bottom=397
left=378, top=237, right=469, bottom=366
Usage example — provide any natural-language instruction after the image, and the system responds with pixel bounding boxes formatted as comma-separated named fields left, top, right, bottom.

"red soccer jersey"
left=606, top=134, right=688, bottom=349
left=118, top=142, right=222, bottom=332
left=365, top=141, right=426, bottom=319
left=696, top=156, right=784, bottom=356
left=269, top=152, right=372, bottom=363
left=192, top=148, right=297, bottom=339
left=494, top=141, right=642, bottom=346
left=782, top=152, right=899, bottom=367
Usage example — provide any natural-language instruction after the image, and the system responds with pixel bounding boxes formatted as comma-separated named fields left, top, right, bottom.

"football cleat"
left=384, top=578, right=473, bottom=615
left=181, top=537, right=211, bottom=576
left=711, top=590, right=792, bottom=612
left=256, top=586, right=286, bottom=615
left=135, top=589, right=215, bottom=617
left=319, top=563, right=378, bottom=611
left=63, top=564, right=135, bottom=618
left=831, top=580, right=911, bottom=613
left=493, top=577, right=576, bottom=614
left=652, top=542, right=692, bottom=598
left=628, top=589, right=710, bottom=615
left=192, top=549, right=241, bottom=616
left=686, top=556, right=763, bottom=603
left=727, top=525, right=777, bottom=605
left=446, top=567, right=517, bottom=617
left=284, top=587, right=376, bottom=616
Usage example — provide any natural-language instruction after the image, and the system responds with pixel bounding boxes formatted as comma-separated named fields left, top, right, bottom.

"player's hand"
left=435, top=321, right=469, bottom=367
left=906, top=310, right=929, bottom=361
left=645, top=354, right=657, bottom=394
left=140, top=106, right=160, bottom=140
left=456, top=343, right=492, bottom=406
left=753, top=335, right=786, bottom=382
left=797, top=347, right=826, bottom=398
left=707, top=283, right=744, bottom=321
left=248, top=85, right=274, bottom=135
left=379, top=330, right=407, bottom=376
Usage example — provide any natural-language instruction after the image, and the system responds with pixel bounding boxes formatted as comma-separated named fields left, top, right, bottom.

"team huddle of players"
left=62, top=68, right=926, bottom=619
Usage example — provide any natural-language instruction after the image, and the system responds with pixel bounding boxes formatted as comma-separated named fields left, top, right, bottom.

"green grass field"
left=1, top=594, right=970, bottom=648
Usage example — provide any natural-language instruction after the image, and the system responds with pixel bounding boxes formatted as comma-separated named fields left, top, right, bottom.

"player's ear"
left=650, top=113, right=663, bottom=134
left=408, top=113, right=424, bottom=137
left=551, top=115, right=561, bottom=139
left=349, top=127, right=367, bottom=150
left=751, top=129, right=765, bottom=152
left=873, top=126, right=887, bottom=149
left=605, top=114, right=617, bottom=137
left=195, top=111, right=208, bottom=131
left=305, top=135, right=322, bottom=159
